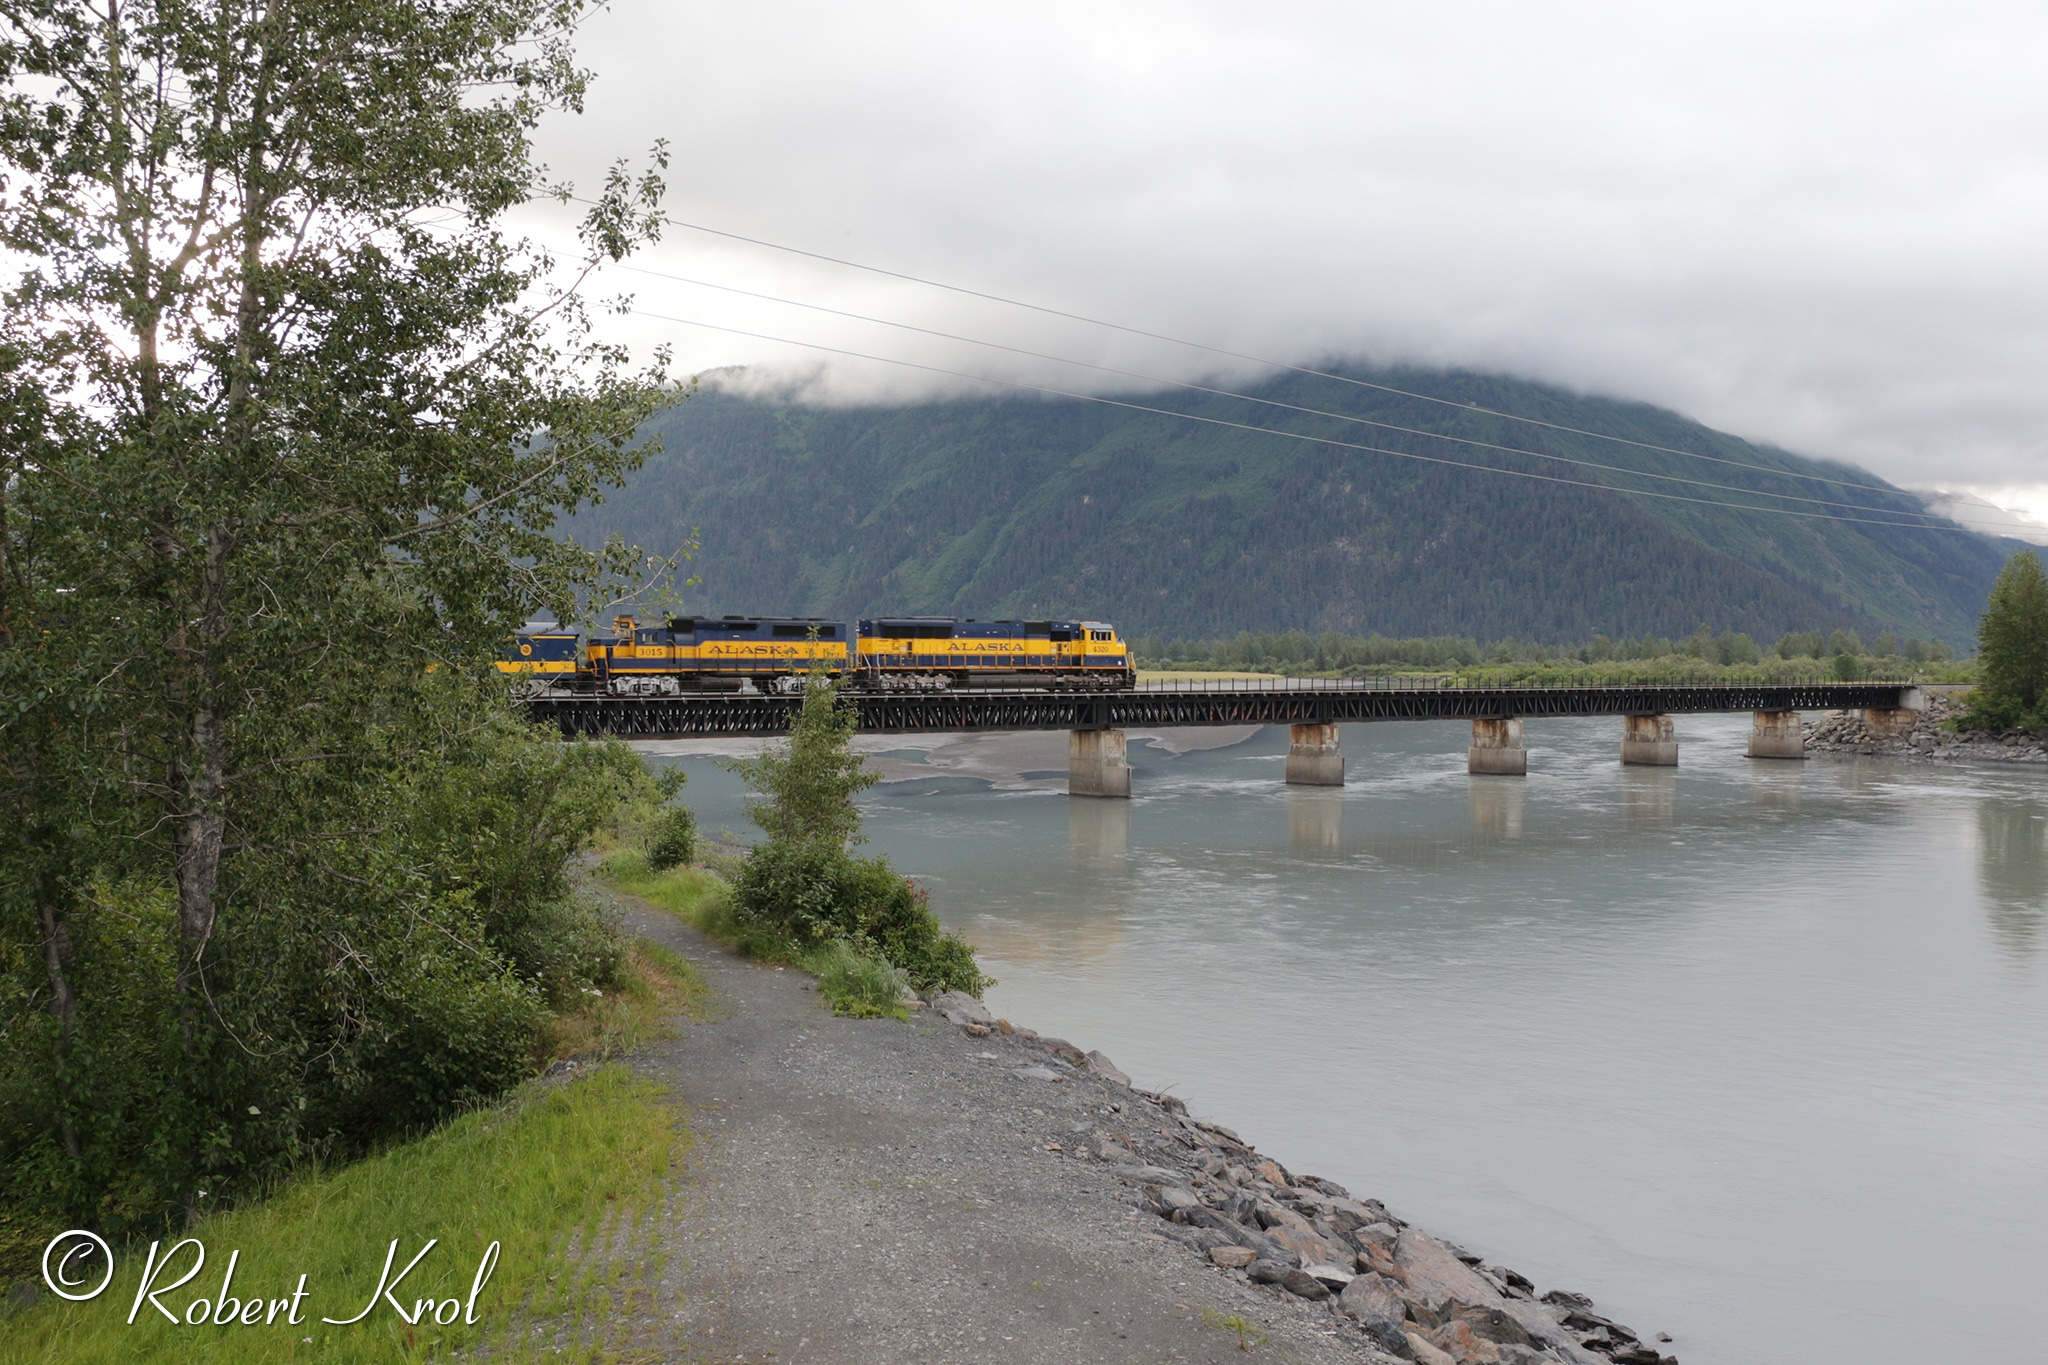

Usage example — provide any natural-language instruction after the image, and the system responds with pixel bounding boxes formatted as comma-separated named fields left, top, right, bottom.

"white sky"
left=527, top=0, right=2048, bottom=529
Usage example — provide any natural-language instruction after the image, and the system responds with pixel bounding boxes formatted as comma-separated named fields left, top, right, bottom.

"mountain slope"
left=570, top=366, right=2010, bottom=645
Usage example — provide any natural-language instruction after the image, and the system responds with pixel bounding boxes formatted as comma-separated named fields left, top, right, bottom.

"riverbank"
left=600, top=879, right=1676, bottom=1365
left=1803, top=689, right=2048, bottom=763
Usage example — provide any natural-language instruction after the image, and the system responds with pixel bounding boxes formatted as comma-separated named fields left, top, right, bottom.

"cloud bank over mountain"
left=528, top=0, right=2048, bottom=523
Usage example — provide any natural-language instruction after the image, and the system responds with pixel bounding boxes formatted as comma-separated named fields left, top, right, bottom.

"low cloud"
left=528, top=0, right=2048, bottom=525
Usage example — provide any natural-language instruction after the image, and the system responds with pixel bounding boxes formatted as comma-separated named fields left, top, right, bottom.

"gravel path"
left=606, top=891, right=1383, bottom=1364
left=602, top=889, right=1652, bottom=1365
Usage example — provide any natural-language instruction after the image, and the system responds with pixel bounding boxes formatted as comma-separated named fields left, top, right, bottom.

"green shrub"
left=720, top=667, right=992, bottom=1000
left=497, top=893, right=627, bottom=1008
left=334, top=945, right=546, bottom=1141
left=834, top=856, right=992, bottom=996
left=0, top=703, right=655, bottom=1254
left=729, top=838, right=847, bottom=944
left=1832, top=652, right=1864, bottom=680
left=731, top=842, right=990, bottom=996
left=646, top=804, right=699, bottom=871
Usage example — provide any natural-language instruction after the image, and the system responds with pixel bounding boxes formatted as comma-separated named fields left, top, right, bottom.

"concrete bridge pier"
left=1863, top=689, right=1926, bottom=736
left=1747, top=710, right=1806, bottom=760
left=1286, top=722, right=1345, bottom=786
left=1468, top=717, right=1527, bottom=775
left=1069, top=728, right=1132, bottom=798
left=1620, top=713, right=1678, bottom=766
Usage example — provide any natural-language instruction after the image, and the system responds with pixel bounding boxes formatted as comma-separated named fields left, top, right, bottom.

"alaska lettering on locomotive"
left=853, top=618, right=1133, bottom=692
left=499, top=613, right=1134, bottom=695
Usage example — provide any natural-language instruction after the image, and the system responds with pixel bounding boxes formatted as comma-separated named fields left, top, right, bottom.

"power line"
left=630, top=306, right=1979, bottom=534
left=620, top=261, right=1971, bottom=527
left=643, top=211, right=1916, bottom=498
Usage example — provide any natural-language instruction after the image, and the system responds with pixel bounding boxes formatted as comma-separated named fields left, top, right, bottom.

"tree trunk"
left=36, top=866, right=82, bottom=1162
left=172, top=526, right=232, bottom=1047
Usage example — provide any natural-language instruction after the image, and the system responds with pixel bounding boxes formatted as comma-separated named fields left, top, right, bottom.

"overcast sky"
left=527, top=1, right=2048, bottom=531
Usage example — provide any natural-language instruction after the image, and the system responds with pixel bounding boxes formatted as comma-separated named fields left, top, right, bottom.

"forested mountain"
left=569, top=365, right=2012, bottom=646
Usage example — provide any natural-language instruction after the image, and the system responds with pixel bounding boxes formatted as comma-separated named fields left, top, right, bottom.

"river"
left=640, top=712, right=2048, bottom=1365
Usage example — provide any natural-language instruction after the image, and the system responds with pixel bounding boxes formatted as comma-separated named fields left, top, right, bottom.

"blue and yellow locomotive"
left=499, top=613, right=1134, bottom=694
left=853, top=617, right=1132, bottom=691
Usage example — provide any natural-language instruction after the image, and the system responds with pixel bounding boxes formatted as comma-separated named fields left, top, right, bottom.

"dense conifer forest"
left=573, top=368, right=2012, bottom=647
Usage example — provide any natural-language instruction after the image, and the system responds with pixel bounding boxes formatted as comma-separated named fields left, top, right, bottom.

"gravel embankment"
left=601, top=890, right=1676, bottom=1365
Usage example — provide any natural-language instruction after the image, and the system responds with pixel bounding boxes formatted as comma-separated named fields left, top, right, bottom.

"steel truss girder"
left=527, top=683, right=1919, bottom=740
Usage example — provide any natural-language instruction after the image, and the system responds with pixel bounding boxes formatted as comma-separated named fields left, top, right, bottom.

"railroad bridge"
left=528, top=678, right=1925, bottom=797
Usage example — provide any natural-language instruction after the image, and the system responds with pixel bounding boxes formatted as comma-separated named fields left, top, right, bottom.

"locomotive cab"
left=496, top=628, right=582, bottom=694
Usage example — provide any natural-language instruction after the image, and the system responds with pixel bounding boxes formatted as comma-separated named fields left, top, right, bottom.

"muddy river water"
left=643, top=711, right=2048, bottom=1365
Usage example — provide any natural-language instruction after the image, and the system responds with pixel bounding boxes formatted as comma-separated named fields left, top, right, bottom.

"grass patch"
left=805, top=939, right=910, bottom=1020
left=594, top=850, right=909, bottom=1021
left=537, top=936, right=710, bottom=1064
left=1200, top=1306, right=1269, bottom=1351
left=0, top=1065, right=682, bottom=1365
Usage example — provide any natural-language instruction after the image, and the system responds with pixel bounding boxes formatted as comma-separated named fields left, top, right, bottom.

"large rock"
left=1278, top=1267, right=1331, bottom=1300
left=1325, top=1197, right=1382, bottom=1233
left=1263, top=1223, right=1350, bottom=1267
left=1354, top=1221, right=1403, bottom=1255
left=1359, top=1316, right=1415, bottom=1358
left=1338, top=1272, right=1409, bottom=1324
left=1428, top=1320, right=1504, bottom=1363
left=1084, top=1050, right=1132, bottom=1086
left=1246, top=1238, right=1299, bottom=1268
left=1255, top=1198, right=1314, bottom=1233
left=1248, top=1259, right=1292, bottom=1285
left=930, top=991, right=993, bottom=1026
left=1181, top=1206, right=1266, bottom=1249
left=1395, top=1230, right=1587, bottom=1359
left=1404, top=1333, right=1457, bottom=1365
left=1034, top=1036, right=1089, bottom=1066
left=1447, top=1302, right=1536, bottom=1346
left=1301, top=1262, right=1355, bottom=1292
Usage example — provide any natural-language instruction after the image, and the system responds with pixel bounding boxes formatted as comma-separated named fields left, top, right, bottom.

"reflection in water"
left=1468, top=776, right=1524, bottom=839
left=1621, top=768, right=1678, bottom=827
left=1068, top=795, right=1130, bottom=860
left=964, top=797, right=1133, bottom=968
left=1748, top=764, right=1804, bottom=812
left=1288, top=788, right=1345, bottom=850
left=1976, top=799, right=2048, bottom=957
left=963, top=899, right=1133, bottom=968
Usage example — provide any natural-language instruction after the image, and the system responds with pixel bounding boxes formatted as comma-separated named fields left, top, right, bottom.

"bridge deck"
left=528, top=679, right=1920, bottom=740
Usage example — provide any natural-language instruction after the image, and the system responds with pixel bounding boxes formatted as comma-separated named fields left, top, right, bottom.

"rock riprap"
left=1803, top=690, right=2047, bottom=764
left=917, top=993, right=1679, bottom=1365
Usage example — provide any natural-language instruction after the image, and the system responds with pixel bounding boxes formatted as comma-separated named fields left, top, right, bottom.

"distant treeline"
left=1137, top=626, right=1960, bottom=673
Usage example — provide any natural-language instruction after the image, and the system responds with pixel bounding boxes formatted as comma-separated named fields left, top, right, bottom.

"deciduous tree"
left=0, top=0, right=670, bottom=1229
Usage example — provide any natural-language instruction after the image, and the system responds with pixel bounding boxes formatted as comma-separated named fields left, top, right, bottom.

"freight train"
left=499, top=614, right=1135, bottom=694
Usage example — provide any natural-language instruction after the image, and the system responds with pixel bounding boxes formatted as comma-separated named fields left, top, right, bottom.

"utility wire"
left=642, top=211, right=1917, bottom=498
left=621, top=261, right=1970, bottom=526
left=630, top=306, right=1979, bottom=534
